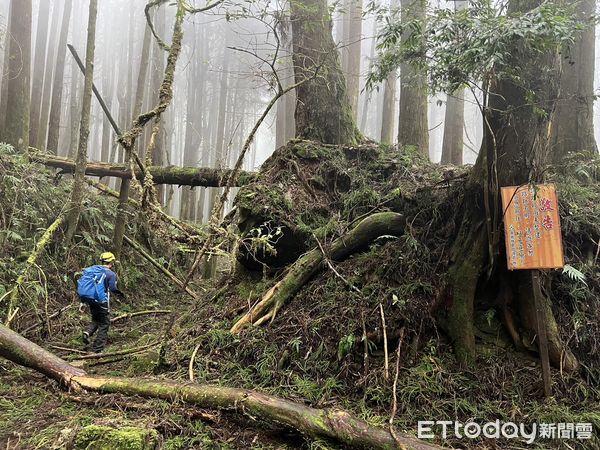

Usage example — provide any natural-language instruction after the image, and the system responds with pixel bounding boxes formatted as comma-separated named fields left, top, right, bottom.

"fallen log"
left=231, top=212, right=405, bottom=333
left=29, top=151, right=258, bottom=187
left=0, top=323, right=444, bottom=450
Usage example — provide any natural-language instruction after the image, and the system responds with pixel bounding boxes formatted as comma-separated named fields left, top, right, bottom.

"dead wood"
left=30, top=151, right=257, bottom=187
left=111, top=310, right=172, bottom=323
left=0, top=323, right=446, bottom=450
left=123, top=235, right=201, bottom=299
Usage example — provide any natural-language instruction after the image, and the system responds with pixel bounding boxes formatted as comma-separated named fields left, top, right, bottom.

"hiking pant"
left=86, top=301, right=110, bottom=353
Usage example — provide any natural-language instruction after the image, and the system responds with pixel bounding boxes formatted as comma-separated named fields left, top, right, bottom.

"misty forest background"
left=1, top=0, right=600, bottom=448
left=3, top=0, right=597, bottom=223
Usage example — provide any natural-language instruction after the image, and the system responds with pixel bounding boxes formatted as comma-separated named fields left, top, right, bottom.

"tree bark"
left=29, top=152, right=257, bottom=187
left=440, top=89, right=464, bottom=165
left=291, top=0, right=361, bottom=144
left=0, top=323, right=444, bottom=450
left=47, top=0, right=74, bottom=155
left=551, top=0, right=598, bottom=162
left=346, top=0, right=363, bottom=116
left=65, top=0, right=98, bottom=243
left=36, top=1, right=62, bottom=151
left=29, top=0, right=51, bottom=148
left=0, top=0, right=12, bottom=131
left=231, top=212, right=405, bottom=333
left=4, top=0, right=32, bottom=152
left=381, top=75, right=397, bottom=145
left=444, top=0, right=578, bottom=372
left=397, top=0, right=428, bottom=157
left=112, top=19, right=153, bottom=258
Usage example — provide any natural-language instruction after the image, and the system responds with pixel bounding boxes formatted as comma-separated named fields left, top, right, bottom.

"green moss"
left=74, top=425, right=160, bottom=450
left=127, top=351, right=159, bottom=376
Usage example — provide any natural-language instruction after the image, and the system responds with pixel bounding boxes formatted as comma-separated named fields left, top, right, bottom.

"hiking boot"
left=82, top=331, right=90, bottom=345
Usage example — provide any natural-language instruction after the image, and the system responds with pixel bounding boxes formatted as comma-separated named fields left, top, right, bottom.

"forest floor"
left=1, top=142, right=600, bottom=449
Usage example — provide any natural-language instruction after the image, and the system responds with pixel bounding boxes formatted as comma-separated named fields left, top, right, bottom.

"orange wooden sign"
left=501, top=184, right=564, bottom=270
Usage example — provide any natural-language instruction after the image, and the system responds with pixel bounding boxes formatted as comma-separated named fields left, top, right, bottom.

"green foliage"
left=563, top=264, right=587, bottom=286
left=337, top=334, right=356, bottom=360
left=368, top=0, right=582, bottom=94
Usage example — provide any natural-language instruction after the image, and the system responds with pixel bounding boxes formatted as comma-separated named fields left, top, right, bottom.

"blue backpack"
left=77, top=265, right=108, bottom=303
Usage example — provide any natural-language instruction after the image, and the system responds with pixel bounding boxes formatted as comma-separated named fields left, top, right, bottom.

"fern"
left=562, top=264, right=587, bottom=286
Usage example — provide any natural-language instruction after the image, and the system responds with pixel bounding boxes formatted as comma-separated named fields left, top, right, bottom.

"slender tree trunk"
left=346, top=0, right=363, bottom=116
left=440, top=89, right=464, bottom=164
left=36, top=2, right=62, bottom=151
left=65, top=0, right=98, bottom=243
left=112, top=20, right=152, bottom=257
left=29, top=0, right=51, bottom=148
left=4, top=0, right=32, bottom=152
left=275, top=20, right=296, bottom=148
left=397, top=0, right=428, bottom=157
left=0, top=0, right=12, bottom=131
left=133, top=23, right=152, bottom=158
left=47, top=0, right=73, bottom=155
left=380, top=75, right=397, bottom=145
left=150, top=7, right=166, bottom=203
left=359, top=18, right=378, bottom=135
left=291, top=0, right=361, bottom=145
left=551, top=0, right=597, bottom=162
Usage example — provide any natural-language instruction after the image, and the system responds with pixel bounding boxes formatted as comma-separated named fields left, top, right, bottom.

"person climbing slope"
left=77, top=252, right=124, bottom=353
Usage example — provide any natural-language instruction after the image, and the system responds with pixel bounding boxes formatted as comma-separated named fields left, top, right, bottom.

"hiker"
left=77, top=252, right=124, bottom=353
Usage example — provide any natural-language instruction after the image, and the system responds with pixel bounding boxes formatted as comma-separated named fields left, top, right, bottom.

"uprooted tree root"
left=231, top=211, right=406, bottom=333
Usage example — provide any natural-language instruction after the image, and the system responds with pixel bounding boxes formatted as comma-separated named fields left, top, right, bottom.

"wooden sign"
left=501, top=184, right=564, bottom=270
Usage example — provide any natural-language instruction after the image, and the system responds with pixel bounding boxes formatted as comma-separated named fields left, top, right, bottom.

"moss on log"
left=231, top=212, right=405, bottom=333
left=0, top=323, right=445, bottom=450
left=29, top=151, right=258, bottom=187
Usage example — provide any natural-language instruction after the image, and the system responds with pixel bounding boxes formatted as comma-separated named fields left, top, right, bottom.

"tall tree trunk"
left=36, top=1, right=62, bottom=151
left=68, top=0, right=83, bottom=160
left=359, top=18, right=378, bottom=135
left=551, top=0, right=597, bottom=162
left=133, top=23, right=152, bottom=158
left=444, top=0, right=577, bottom=373
left=275, top=19, right=296, bottom=149
left=150, top=6, right=166, bottom=203
left=397, top=0, right=428, bottom=157
left=29, top=0, right=51, bottom=148
left=112, top=19, right=152, bottom=257
left=346, top=0, right=363, bottom=116
left=4, top=0, right=32, bottom=152
left=380, top=75, right=397, bottom=145
left=47, top=0, right=74, bottom=155
left=65, top=0, right=98, bottom=243
left=203, top=45, right=231, bottom=278
left=291, top=0, right=361, bottom=145
left=440, top=89, right=464, bottom=164
left=0, top=0, right=12, bottom=131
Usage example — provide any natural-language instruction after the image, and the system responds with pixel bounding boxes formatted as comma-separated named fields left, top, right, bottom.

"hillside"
left=1, top=142, right=600, bottom=449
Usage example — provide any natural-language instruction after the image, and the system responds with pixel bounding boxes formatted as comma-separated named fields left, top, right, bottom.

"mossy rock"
left=73, top=425, right=160, bottom=450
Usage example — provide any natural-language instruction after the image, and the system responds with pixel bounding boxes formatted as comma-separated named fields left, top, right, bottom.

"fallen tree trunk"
left=231, top=212, right=405, bottom=333
left=29, top=151, right=258, bottom=187
left=0, top=323, right=444, bottom=450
